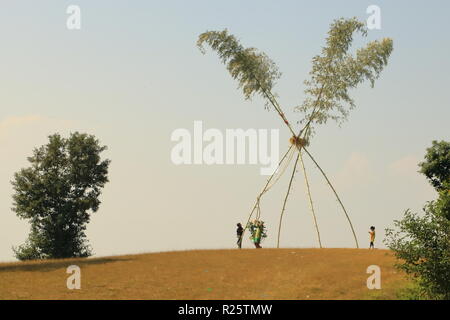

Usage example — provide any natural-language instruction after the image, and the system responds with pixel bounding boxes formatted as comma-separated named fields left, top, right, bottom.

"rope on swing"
left=239, top=144, right=295, bottom=244
left=265, top=146, right=296, bottom=192
left=256, top=198, right=262, bottom=220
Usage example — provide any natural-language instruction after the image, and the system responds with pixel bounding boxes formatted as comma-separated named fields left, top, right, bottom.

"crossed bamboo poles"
left=240, top=81, right=360, bottom=249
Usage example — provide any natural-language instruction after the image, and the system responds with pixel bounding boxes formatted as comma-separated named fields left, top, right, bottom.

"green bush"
left=385, top=140, right=450, bottom=300
left=385, top=201, right=450, bottom=299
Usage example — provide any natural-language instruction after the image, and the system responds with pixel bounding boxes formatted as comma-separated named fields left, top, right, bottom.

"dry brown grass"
left=0, top=248, right=409, bottom=300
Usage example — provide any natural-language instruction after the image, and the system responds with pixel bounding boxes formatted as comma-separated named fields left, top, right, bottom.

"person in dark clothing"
left=236, top=223, right=244, bottom=249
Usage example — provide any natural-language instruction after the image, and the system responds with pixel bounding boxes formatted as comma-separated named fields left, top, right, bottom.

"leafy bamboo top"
left=197, top=29, right=281, bottom=105
left=197, top=17, right=394, bottom=140
left=299, top=18, right=393, bottom=138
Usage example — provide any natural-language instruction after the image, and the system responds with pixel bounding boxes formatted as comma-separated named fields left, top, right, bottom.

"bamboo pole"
left=266, top=145, right=295, bottom=192
left=277, top=152, right=300, bottom=248
left=252, top=77, right=297, bottom=137
left=298, top=85, right=325, bottom=138
left=302, top=147, right=359, bottom=248
left=298, top=150, right=322, bottom=248
left=239, top=145, right=294, bottom=246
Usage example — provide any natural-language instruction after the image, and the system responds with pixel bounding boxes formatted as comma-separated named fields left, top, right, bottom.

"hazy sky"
left=0, top=1, right=449, bottom=261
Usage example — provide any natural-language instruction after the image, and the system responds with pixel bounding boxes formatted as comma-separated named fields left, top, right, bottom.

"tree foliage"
left=11, top=132, right=110, bottom=260
left=434, top=182, right=450, bottom=220
left=385, top=205, right=450, bottom=299
left=385, top=140, right=450, bottom=299
left=419, top=140, right=450, bottom=192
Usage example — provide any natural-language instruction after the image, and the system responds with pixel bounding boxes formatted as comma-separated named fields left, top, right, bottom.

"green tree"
left=11, top=132, right=110, bottom=260
left=385, top=205, right=450, bottom=299
left=385, top=140, right=450, bottom=299
left=434, top=182, right=450, bottom=220
left=419, top=140, right=450, bottom=192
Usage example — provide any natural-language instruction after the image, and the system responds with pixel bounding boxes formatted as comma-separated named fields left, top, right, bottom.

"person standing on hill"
left=369, top=226, right=376, bottom=249
left=236, top=223, right=244, bottom=249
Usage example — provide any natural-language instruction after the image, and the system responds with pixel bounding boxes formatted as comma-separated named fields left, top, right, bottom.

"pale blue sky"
left=0, top=1, right=449, bottom=261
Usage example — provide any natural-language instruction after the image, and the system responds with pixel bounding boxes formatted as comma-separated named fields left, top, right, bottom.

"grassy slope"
left=0, top=248, right=409, bottom=300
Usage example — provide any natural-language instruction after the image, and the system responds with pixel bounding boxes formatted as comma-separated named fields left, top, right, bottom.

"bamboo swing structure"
left=197, top=17, right=393, bottom=249
left=238, top=86, right=360, bottom=249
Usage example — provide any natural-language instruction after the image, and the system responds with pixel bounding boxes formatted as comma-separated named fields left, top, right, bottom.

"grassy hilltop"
left=0, top=248, right=409, bottom=300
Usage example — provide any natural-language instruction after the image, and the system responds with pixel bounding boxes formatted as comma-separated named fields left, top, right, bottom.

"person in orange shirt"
left=369, top=226, right=376, bottom=249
